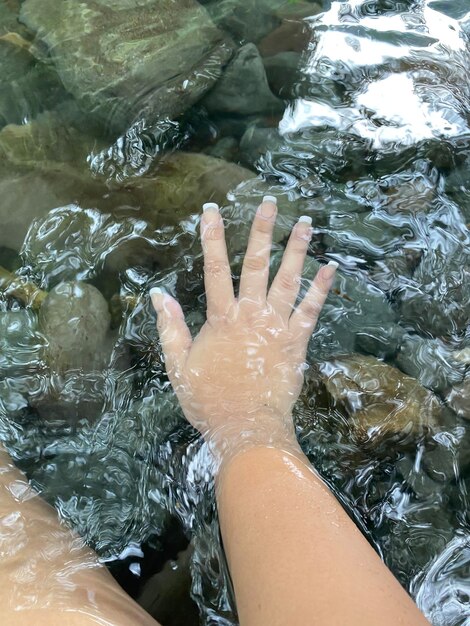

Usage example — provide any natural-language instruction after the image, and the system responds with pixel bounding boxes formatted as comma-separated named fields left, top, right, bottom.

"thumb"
left=150, top=288, right=192, bottom=381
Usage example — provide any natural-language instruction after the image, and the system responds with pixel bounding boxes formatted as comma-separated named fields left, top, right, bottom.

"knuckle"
left=277, top=270, right=299, bottom=292
left=301, top=299, right=322, bottom=320
left=202, top=223, right=223, bottom=242
left=243, top=255, right=267, bottom=272
left=204, top=259, right=229, bottom=278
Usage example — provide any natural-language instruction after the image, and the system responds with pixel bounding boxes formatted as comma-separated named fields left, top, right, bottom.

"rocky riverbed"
left=0, top=1, right=469, bottom=625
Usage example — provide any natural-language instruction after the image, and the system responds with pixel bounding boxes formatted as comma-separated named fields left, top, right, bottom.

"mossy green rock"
left=20, top=0, right=233, bottom=133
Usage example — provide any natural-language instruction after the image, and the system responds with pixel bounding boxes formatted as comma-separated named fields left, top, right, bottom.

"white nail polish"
left=298, top=215, right=312, bottom=225
left=262, top=195, right=277, bottom=204
left=327, top=260, right=339, bottom=269
left=149, top=287, right=164, bottom=296
left=202, top=202, right=219, bottom=212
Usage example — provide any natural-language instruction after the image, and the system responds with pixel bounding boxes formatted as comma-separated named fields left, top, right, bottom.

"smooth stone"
left=396, top=335, right=466, bottom=394
left=396, top=456, right=448, bottom=500
left=258, top=18, right=311, bottom=56
left=0, top=166, right=104, bottom=252
left=0, top=38, right=67, bottom=127
left=0, top=112, right=100, bottom=169
left=370, top=249, right=419, bottom=294
left=239, top=126, right=281, bottom=167
left=399, top=245, right=470, bottom=340
left=202, top=43, right=283, bottom=116
left=0, top=1, right=29, bottom=37
left=204, top=136, right=239, bottom=162
left=445, top=377, right=470, bottom=420
left=323, top=211, right=417, bottom=260
left=422, top=432, right=470, bottom=483
left=130, top=151, right=256, bottom=226
left=355, top=323, right=406, bottom=360
left=208, top=113, right=274, bottom=140
left=38, top=281, right=111, bottom=373
left=263, top=51, right=302, bottom=98
left=317, top=354, right=443, bottom=442
left=22, top=204, right=157, bottom=287
left=205, top=0, right=284, bottom=43
left=20, top=0, right=232, bottom=133
left=0, top=113, right=108, bottom=251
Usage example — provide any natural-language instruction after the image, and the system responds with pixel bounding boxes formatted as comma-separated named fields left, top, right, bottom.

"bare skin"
left=150, top=197, right=431, bottom=626
left=0, top=446, right=161, bottom=626
left=0, top=197, right=430, bottom=625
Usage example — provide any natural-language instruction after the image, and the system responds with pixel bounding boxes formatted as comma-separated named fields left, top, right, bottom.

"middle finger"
left=238, top=196, right=277, bottom=307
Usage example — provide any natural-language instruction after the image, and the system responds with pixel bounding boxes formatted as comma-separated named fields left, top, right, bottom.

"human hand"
left=150, top=197, right=337, bottom=460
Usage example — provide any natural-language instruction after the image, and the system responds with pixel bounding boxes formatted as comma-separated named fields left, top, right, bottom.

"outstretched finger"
left=238, top=196, right=277, bottom=307
left=150, top=288, right=192, bottom=382
left=200, top=203, right=235, bottom=321
left=268, top=216, right=313, bottom=322
left=289, top=261, right=338, bottom=350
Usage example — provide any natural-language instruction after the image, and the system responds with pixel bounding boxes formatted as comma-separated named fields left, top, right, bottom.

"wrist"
left=206, top=410, right=303, bottom=473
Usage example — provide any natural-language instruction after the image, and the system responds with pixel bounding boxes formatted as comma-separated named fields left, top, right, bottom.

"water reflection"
left=0, top=0, right=469, bottom=624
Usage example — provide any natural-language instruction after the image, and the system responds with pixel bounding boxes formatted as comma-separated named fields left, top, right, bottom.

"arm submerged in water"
left=0, top=444, right=161, bottom=626
left=151, top=197, right=430, bottom=626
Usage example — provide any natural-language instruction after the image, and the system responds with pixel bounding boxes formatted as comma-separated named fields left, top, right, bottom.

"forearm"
left=216, top=441, right=430, bottom=626
left=0, top=445, right=159, bottom=626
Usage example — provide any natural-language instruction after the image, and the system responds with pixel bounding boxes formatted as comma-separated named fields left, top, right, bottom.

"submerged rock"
left=130, top=151, right=256, bottom=226
left=258, top=16, right=311, bottom=56
left=356, top=323, right=406, bottom=360
left=0, top=38, right=67, bottom=127
left=0, top=309, right=44, bottom=377
left=446, top=377, right=470, bottom=420
left=399, top=244, right=470, bottom=340
left=138, top=544, right=198, bottom=626
left=0, top=111, right=100, bottom=168
left=239, top=125, right=281, bottom=168
left=0, top=113, right=106, bottom=251
left=396, top=335, right=467, bottom=394
left=202, top=44, right=283, bottom=116
left=204, top=136, right=239, bottom=162
left=20, top=0, right=232, bottom=134
left=263, top=51, right=302, bottom=98
left=205, top=0, right=284, bottom=43
left=38, top=281, right=111, bottom=372
left=317, top=354, right=443, bottom=442
left=22, top=204, right=156, bottom=287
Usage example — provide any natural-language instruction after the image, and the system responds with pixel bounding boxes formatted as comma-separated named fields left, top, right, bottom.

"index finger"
left=238, top=196, right=278, bottom=308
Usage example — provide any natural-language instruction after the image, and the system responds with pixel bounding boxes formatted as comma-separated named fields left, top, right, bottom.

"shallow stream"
left=0, top=0, right=469, bottom=624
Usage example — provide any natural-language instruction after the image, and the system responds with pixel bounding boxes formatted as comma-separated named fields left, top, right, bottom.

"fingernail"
left=149, top=287, right=163, bottom=297
left=322, top=260, right=339, bottom=281
left=259, top=196, right=277, bottom=219
left=298, top=215, right=312, bottom=225
left=202, top=202, right=220, bottom=225
left=263, top=195, right=277, bottom=205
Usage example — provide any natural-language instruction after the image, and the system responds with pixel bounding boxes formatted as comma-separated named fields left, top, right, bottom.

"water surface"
left=0, top=0, right=469, bottom=624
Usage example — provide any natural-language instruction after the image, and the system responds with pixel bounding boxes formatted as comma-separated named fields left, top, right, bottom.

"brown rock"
left=258, top=19, right=310, bottom=57
left=317, top=354, right=443, bottom=442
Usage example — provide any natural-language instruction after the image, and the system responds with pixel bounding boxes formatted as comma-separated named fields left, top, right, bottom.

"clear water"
left=0, top=0, right=469, bottom=624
